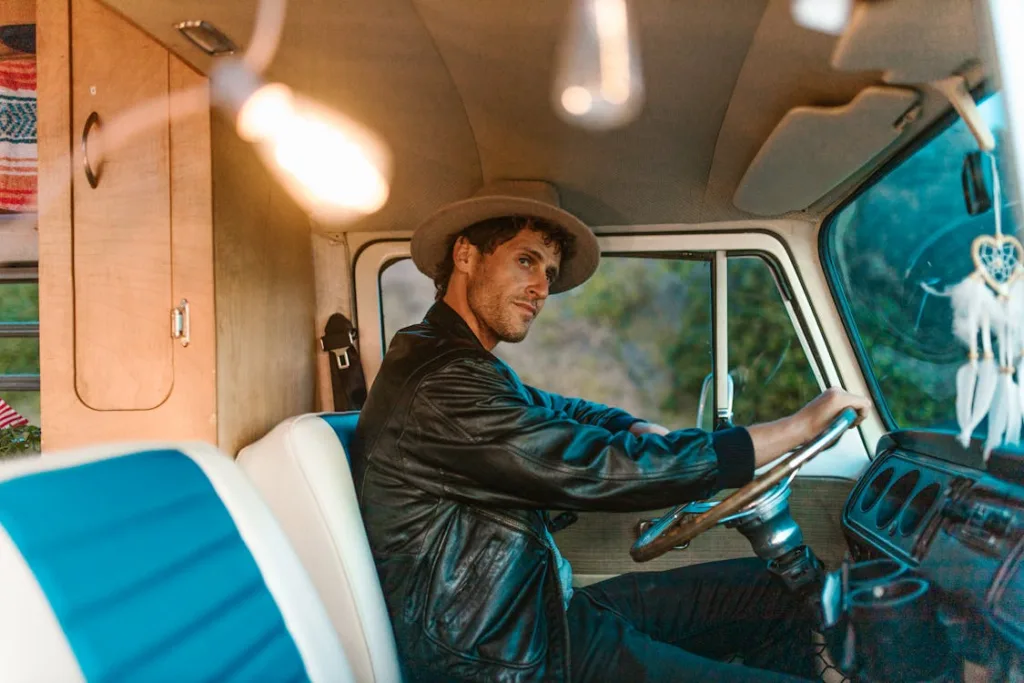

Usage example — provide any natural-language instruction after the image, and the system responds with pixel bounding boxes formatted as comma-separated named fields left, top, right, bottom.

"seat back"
left=0, top=442, right=353, bottom=683
left=237, top=413, right=401, bottom=683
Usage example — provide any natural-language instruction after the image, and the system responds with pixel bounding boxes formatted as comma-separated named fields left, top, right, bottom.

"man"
left=352, top=181, right=870, bottom=682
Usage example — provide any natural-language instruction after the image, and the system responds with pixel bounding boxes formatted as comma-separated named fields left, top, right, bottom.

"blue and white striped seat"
left=0, top=442, right=354, bottom=682
left=237, top=413, right=401, bottom=683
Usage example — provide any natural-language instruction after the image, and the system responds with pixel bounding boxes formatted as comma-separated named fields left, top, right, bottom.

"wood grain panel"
left=0, top=0, right=34, bottom=27
left=38, top=0, right=216, bottom=449
left=556, top=477, right=854, bottom=586
left=212, top=115, right=317, bottom=456
left=168, top=55, right=216, bottom=444
left=70, top=0, right=172, bottom=410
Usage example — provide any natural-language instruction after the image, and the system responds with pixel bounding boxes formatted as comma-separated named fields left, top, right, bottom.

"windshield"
left=824, top=92, right=1019, bottom=433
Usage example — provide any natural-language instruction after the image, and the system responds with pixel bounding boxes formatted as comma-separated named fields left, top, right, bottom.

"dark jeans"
left=568, top=557, right=817, bottom=682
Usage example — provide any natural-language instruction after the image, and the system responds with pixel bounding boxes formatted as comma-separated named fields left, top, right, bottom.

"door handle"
left=82, top=111, right=102, bottom=188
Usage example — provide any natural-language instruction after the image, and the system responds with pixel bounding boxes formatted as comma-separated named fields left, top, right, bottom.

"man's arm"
left=747, top=387, right=871, bottom=467
left=628, top=388, right=870, bottom=467
left=522, top=384, right=643, bottom=432
left=410, top=358, right=869, bottom=513
left=414, top=358, right=751, bottom=512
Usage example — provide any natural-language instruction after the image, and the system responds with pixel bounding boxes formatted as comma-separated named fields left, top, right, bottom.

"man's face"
left=466, top=228, right=562, bottom=344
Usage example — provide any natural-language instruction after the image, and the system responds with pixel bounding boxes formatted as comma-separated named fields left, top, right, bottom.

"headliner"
left=100, top=0, right=983, bottom=233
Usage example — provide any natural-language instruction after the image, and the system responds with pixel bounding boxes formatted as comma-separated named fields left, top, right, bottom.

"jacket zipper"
left=471, top=506, right=572, bottom=679
left=470, top=506, right=546, bottom=543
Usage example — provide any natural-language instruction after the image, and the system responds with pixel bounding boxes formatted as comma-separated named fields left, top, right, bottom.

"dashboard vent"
left=900, top=483, right=941, bottom=536
left=877, top=470, right=921, bottom=530
left=861, top=466, right=894, bottom=512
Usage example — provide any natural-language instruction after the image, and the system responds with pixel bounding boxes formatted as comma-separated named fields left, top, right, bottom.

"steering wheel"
left=630, top=408, right=859, bottom=563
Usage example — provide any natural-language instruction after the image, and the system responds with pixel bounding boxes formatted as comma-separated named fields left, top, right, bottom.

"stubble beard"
left=467, top=274, right=531, bottom=344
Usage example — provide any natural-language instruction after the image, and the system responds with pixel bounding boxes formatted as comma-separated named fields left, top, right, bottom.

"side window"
left=378, top=252, right=818, bottom=429
left=728, top=257, right=820, bottom=425
left=0, top=272, right=41, bottom=453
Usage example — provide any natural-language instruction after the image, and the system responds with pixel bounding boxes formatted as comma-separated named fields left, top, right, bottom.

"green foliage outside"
left=0, top=425, right=41, bottom=459
left=550, top=256, right=818, bottom=428
left=1, top=281, right=41, bottom=455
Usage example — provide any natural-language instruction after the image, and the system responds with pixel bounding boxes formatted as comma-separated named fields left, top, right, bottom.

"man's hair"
left=433, top=215, right=577, bottom=300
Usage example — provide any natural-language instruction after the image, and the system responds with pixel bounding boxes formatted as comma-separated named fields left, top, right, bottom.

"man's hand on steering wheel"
left=630, top=388, right=871, bottom=562
left=748, top=387, right=872, bottom=468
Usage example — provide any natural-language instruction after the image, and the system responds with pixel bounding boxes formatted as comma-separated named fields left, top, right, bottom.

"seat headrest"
left=0, top=442, right=353, bottom=682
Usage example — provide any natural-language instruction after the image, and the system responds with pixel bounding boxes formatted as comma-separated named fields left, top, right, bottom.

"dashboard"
left=841, top=429, right=1024, bottom=673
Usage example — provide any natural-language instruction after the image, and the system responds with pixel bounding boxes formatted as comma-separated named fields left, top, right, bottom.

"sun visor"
left=733, top=86, right=918, bottom=217
left=830, top=0, right=979, bottom=84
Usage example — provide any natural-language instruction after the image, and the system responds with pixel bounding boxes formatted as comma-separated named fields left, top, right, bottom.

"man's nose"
left=526, top=274, right=549, bottom=300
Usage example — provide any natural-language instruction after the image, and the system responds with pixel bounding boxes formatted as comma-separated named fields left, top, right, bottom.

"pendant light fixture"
left=552, top=0, right=645, bottom=131
left=211, top=59, right=392, bottom=224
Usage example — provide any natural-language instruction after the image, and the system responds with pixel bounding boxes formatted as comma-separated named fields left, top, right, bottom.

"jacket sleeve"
left=408, top=357, right=755, bottom=512
left=521, top=384, right=643, bottom=432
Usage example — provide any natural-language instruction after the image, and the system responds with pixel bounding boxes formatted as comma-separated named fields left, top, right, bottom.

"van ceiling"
left=101, top=0, right=980, bottom=233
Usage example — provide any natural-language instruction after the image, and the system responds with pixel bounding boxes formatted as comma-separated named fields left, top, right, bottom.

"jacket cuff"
left=711, top=427, right=755, bottom=489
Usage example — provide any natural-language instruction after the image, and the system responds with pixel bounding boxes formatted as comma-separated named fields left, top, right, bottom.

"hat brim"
left=410, top=196, right=599, bottom=294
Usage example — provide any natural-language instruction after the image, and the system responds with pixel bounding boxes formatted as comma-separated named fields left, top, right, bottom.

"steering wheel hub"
left=726, top=485, right=803, bottom=561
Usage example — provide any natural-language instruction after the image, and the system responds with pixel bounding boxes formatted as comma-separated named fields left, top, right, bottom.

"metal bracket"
left=932, top=75, right=996, bottom=152
left=634, top=518, right=690, bottom=551
left=171, top=299, right=190, bottom=347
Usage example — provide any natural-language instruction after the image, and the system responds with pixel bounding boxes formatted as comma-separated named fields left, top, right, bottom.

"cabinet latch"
left=171, top=299, right=190, bottom=347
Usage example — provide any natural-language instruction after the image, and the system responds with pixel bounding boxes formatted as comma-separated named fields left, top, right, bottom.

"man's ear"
left=451, top=236, right=477, bottom=275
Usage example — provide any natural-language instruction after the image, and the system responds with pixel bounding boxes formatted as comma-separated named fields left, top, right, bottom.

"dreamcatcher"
left=943, top=152, right=1024, bottom=458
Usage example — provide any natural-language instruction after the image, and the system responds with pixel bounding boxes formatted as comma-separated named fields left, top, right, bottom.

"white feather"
left=1006, top=378, right=1021, bottom=445
left=985, top=374, right=1010, bottom=457
left=967, top=356, right=998, bottom=448
left=955, top=361, right=978, bottom=439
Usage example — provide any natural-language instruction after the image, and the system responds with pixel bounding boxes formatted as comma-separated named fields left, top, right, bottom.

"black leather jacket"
left=352, top=302, right=755, bottom=682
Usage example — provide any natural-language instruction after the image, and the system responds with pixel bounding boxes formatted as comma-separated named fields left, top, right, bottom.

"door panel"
left=71, top=0, right=173, bottom=410
left=556, top=477, right=855, bottom=586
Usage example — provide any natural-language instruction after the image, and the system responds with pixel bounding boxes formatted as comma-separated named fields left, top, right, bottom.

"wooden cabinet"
left=38, top=0, right=216, bottom=449
left=37, top=0, right=319, bottom=455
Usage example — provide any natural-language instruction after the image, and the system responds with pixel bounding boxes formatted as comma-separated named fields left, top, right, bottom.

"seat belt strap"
left=320, top=313, right=368, bottom=411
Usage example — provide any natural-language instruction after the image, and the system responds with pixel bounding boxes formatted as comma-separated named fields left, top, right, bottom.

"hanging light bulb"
left=790, top=0, right=852, bottom=35
left=552, top=0, right=645, bottom=131
left=211, top=59, right=392, bottom=224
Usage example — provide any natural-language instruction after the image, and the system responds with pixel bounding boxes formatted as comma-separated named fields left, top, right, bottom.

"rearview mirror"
left=696, top=371, right=735, bottom=431
left=962, top=151, right=993, bottom=216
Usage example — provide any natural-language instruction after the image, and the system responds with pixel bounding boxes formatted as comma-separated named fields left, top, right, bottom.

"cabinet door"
left=70, top=0, right=173, bottom=410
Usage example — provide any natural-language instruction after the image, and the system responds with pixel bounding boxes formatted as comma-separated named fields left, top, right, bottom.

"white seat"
left=237, top=413, right=401, bottom=683
left=0, top=441, right=354, bottom=682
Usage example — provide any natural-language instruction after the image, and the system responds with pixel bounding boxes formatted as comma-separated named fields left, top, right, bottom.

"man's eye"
left=519, top=257, right=531, bottom=267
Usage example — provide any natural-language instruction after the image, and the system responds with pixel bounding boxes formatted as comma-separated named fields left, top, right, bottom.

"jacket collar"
left=425, top=300, right=487, bottom=350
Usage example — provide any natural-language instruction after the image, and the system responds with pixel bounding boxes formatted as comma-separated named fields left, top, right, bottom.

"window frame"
left=818, top=86, right=994, bottom=432
left=0, top=265, right=40, bottom=393
left=354, top=230, right=870, bottom=479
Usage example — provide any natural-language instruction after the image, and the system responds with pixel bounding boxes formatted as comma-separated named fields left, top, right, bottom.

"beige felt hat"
left=410, top=180, right=600, bottom=294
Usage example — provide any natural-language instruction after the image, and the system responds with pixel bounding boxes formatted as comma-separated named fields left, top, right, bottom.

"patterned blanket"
left=0, top=58, right=37, bottom=212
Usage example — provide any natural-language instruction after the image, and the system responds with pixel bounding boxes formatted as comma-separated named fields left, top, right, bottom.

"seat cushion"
left=237, top=413, right=401, bottom=683
left=0, top=441, right=353, bottom=683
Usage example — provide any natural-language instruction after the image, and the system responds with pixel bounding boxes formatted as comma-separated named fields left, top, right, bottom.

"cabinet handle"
left=171, top=299, right=190, bottom=347
left=82, top=111, right=102, bottom=188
